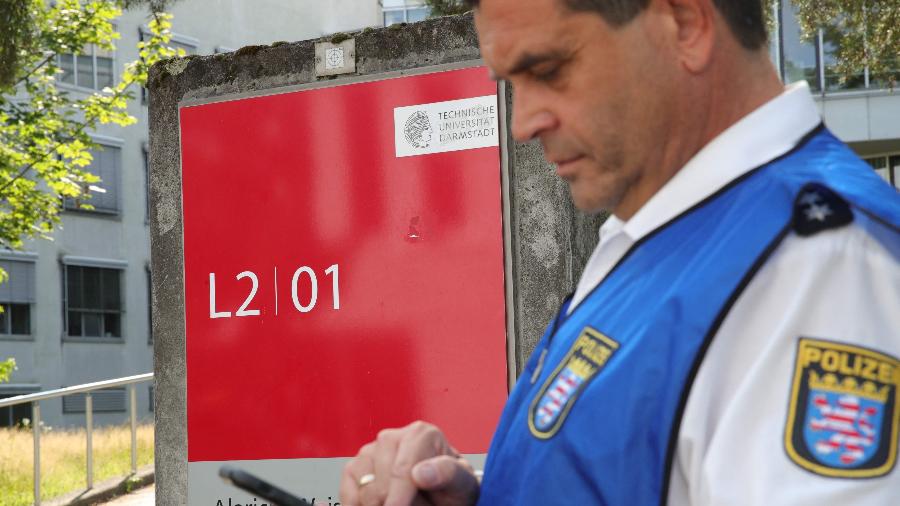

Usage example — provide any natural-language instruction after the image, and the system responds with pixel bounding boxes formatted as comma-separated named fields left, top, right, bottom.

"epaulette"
left=792, top=183, right=853, bottom=236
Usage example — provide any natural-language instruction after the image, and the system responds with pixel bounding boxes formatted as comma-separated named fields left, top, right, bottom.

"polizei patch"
left=529, top=327, right=619, bottom=439
left=785, top=338, right=900, bottom=478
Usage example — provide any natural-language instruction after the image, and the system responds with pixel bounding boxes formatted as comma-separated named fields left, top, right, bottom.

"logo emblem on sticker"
left=529, top=327, right=619, bottom=439
left=403, top=110, right=433, bottom=149
left=785, top=338, right=900, bottom=478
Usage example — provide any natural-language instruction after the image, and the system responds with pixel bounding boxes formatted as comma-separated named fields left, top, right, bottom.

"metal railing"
left=0, top=373, right=153, bottom=505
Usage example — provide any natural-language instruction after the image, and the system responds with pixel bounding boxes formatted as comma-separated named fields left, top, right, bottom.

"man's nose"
left=510, top=91, right=557, bottom=142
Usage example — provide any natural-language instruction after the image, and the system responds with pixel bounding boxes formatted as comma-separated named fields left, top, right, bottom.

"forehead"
left=476, top=0, right=565, bottom=20
left=475, top=0, right=594, bottom=74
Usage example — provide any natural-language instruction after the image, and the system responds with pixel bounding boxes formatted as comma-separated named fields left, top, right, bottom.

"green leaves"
left=0, top=1, right=36, bottom=89
left=0, top=357, right=15, bottom=383
left=0, top=1, right=180, bottom=252
left=424, top=0, right=470, bottom=17
left=767, top=0, right=898, bottom=89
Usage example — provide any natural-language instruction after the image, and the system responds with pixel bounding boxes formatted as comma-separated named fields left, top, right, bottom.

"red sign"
left=180, top=66, right=508, bottom=463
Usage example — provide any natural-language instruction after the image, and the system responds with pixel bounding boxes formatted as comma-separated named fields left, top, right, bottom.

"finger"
left=368, top=428, right=401, bottom=505
left=339, top=463, right=361, bottom=506
left=340, top=446, right=375, bottom=506
left=412, top=455, right=480, bottom=498
left=384, top=422, right=449, bottom=506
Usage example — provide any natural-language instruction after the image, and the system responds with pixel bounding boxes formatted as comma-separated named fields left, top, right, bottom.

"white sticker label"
left=325, top=47, right=345, bottom=70
left=394, top=95, right=499, bottom=157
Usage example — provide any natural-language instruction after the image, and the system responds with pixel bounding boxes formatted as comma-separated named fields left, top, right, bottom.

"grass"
left=0, top=423, right=154, bottom=506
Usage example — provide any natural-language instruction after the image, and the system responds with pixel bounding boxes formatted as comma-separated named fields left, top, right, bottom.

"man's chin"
left=570, top=189, right=616, bottom=215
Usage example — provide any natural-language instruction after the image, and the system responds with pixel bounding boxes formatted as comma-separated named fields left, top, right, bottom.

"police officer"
left=339, top=0, right=900, bottom=504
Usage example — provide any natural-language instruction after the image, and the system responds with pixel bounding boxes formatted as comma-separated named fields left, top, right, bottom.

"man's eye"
left=532, top=63, right=562, bottom=82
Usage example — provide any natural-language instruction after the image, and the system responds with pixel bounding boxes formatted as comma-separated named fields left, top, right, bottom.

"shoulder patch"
left=785, top=338, right=900, bottom=478
left=528, top=327, right=619, bottom=439
left=793, top=183, right=853, bottom=236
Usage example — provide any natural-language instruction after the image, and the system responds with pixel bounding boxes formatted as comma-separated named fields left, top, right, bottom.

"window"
left=170, top=39, right=198, bottom=55
left=62, top=388, right=126, bottom=413
left=869, top=57, right=900, bottom=90
left=64, top=143, right=121, bottom=214
left=139, top=28, right=198, bottom=55
left=57, top=45, right=114, bottom=90
left=776, top=1, right=898, bottom=93
left=0, top=399, right=32, bottom=427
left=779, top=1, right=820, bottom=92
left=382, top=0, right=430, bottom=26
left=0, top=386, right=39, bottom=427
left=821, top=25, right=865, bottom=92
left=864, top=154, right=900, bottom=190
left=64, top=264, right=123, bottom=338
left=0, top=257, right=35, bottom=336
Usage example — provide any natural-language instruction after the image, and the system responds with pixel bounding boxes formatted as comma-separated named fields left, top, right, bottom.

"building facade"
left=774, top=1, right=900, bottom=186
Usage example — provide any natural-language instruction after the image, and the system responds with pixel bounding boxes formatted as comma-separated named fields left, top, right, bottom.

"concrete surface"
left=44, top=465, right=153, bottom=506
left=99, top=484, right=154, bottom=505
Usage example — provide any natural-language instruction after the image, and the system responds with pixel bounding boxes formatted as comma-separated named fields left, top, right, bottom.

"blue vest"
left=478, top=126, right=900, bottom=505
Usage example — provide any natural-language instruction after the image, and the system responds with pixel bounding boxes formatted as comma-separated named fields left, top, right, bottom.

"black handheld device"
left=218, top=465, right=311, bottom=506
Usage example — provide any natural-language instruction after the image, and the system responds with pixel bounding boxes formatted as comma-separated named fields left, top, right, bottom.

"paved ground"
left=100, top=485, right=154, bottom=505
left=44, top=466, right=155, bottom=506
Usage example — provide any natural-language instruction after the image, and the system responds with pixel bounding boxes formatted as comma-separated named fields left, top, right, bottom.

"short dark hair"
left=464, top=0, right=767, bottom=50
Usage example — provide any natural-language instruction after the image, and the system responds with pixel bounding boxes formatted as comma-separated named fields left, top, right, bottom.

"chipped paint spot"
left=156, top=192, right=178, bottom=235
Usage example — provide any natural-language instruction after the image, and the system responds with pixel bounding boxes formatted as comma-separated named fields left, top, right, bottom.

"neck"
left=699, top=51, right=785, bottom=155
left=613, top=50, right=784, bottom=221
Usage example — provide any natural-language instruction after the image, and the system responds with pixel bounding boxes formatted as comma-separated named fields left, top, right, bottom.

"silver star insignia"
left=804, top=203, right=832, bottom=222
left=798, top=191, right=822, bottom=206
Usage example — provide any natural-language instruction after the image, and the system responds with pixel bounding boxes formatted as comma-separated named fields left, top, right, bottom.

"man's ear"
left=665, top=0, right=716, bottom=74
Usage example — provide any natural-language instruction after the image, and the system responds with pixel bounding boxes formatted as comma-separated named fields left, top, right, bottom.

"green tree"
left=424, top=0, right=469, bottom=17
left=0, top=0, right=182, bottom=376
left=0, top=357, right=14, bottom=383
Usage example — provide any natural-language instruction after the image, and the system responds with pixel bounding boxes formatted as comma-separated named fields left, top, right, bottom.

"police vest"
left=478, top=125, right=900, bottom=505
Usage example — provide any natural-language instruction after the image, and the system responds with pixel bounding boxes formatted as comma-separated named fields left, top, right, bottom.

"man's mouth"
left=552, top=155, right=584, bottom=177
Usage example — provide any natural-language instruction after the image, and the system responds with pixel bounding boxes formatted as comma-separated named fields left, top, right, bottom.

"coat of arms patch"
left=528, top=327, right=619, bottom=439
left=785, top=338, right=900, bottom=478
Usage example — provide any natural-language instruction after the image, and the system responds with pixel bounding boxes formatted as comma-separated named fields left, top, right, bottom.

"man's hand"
left=339, top=421, right=480, bottom=506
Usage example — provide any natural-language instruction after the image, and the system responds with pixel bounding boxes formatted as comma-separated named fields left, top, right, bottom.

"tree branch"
left=15, top=54, right=55, bottom=87
left=0, top=123, right=86, bottom=196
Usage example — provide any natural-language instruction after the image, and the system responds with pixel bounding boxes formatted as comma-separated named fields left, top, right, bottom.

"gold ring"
left=358, top=473, right=376, bottom=487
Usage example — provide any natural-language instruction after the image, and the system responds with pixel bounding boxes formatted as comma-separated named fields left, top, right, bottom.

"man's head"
left=470, top=0, right=779, bottom=217
left=467, top=0, right=767, bottom=50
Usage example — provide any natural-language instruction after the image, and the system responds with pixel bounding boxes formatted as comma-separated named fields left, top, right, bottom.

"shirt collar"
left=618, top=81, right=822, bottom=241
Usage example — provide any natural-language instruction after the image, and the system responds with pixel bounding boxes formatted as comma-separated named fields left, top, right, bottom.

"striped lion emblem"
left=529, top=327, right=619, bottom=439
left=785, top=338, right=899, bottom=478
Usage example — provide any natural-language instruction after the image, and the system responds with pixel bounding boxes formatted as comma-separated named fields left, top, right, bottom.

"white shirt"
left=569, top=82, right=900, bottom=505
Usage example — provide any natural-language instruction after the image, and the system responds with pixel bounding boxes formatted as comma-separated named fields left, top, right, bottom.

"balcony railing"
left=0, top=372, right=153, bottom=505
